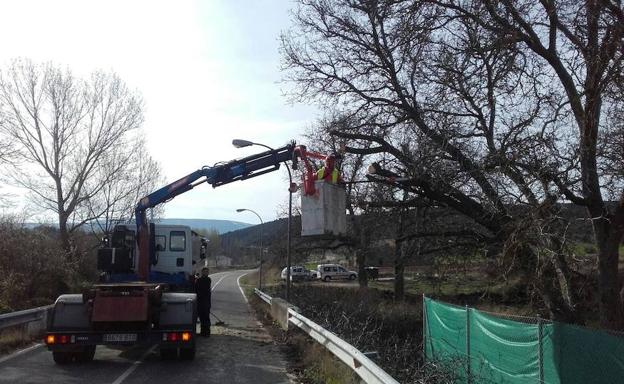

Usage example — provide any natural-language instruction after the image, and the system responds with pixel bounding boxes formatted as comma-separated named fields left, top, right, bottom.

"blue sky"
left=0, top=0, right=319, bottom=223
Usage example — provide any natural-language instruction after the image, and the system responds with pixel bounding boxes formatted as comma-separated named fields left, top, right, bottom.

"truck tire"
left=349, top=274, right=356, bottom=280
left=52, top=351, right=73, bottom=365
left=323, top=276, right=331, bottom=282
left=160, top=347, right=177, bottom=360
left=76, top=346, right=96, bottom=363
left=179, top=345, right=196, bottom=360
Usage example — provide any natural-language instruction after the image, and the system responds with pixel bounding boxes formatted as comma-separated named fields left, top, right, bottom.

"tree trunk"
left=357, top=249, right=368, bottom=288
left=347, top=200, right=368, bottom=288
left=394, top=241, right=405, bottom=301
left=58, top=212, right=71, bottom=256
left=595, top=218, right=624, bottom=329
left=581, top=73, right=624, bottom=328
left=538, top=254, right=582, bottom=324
left=393, top=192, right=409, bottom=300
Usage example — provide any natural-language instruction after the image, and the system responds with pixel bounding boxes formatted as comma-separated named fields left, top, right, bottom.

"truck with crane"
left=44, top=142, right=339, bottom=363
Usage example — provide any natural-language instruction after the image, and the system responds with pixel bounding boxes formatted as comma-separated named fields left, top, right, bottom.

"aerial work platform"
left=301, top=180, right=346, bottom=236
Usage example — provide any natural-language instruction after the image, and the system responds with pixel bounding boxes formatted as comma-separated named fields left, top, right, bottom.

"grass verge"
left=0, top=327, right=34, bottom=356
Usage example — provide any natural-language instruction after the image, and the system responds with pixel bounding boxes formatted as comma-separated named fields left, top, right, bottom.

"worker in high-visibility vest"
left=316, top=154, right=342, bottom=183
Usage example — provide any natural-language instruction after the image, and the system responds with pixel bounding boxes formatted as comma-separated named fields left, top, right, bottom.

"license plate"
left=103, top=333, right=137, bottom=343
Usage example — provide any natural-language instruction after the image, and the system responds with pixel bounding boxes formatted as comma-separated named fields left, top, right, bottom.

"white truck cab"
left=150, top=225, right=202, bottom=275
left=98, top=224, right=206, bottom=285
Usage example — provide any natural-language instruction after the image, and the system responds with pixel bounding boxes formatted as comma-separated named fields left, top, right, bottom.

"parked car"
left=309, top=269, right=319, bottom=279
left=281, top=266, right=313, bottom=281
left=316, top=264, right=358, bottom=282
left=364, top=266, right=379, bottom=280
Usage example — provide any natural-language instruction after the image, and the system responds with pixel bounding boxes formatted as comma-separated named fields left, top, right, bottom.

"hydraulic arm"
left=134, top=142, right=325, bottom=281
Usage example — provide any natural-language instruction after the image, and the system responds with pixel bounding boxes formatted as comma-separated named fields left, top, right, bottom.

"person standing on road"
left=195, top=267, right=212, bottom=337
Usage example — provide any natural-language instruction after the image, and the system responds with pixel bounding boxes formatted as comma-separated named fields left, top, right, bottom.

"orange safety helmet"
left=324, top=153, right=340, bottom=170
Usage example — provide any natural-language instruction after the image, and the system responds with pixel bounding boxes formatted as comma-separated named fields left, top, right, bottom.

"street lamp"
left=233, top=139, right=295, bottom=302
left=236, top=208, right=264, bottom=289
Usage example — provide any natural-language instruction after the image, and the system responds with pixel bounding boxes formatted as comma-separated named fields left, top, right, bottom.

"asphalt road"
left=0, top=270, right=291, bottom=384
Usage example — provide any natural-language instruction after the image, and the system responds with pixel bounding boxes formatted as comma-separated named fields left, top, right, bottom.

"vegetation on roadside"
left=254, top=282, right=461, bottom=383
left=0, top=217, right=98, bottom=313
left=248, top=292, right=364, bottom=384
left=0, top=328, right=32, bottom=355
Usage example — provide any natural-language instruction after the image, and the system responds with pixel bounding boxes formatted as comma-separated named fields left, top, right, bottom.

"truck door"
left=169, top=230, right=187, bottom=271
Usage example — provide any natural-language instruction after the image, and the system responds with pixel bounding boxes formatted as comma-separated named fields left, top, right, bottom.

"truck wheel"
left=349, top=274, right=356, bottom=280
left=52, top=351, right=73, bottom=365
left=76, top=346, right=96, bottom=363
left=160, top=348, right=177, bottom=360
left=323, top=276, right=331, bottom=282
left=179, top=345, right=196, bottom=360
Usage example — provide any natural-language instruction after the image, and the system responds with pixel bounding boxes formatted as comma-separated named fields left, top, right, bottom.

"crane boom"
left=133, top=142, right=325, bottom=281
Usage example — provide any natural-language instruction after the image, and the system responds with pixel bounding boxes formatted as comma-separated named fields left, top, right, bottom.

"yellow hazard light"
left=182, top=332, right=191, bottom=342
left=46, top=334, right=55, bottom=344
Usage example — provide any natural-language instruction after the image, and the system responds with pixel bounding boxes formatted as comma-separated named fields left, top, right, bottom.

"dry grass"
left=296, top=336, right=359, bottom=384
left=0, top=327, right=32, bottom=356
left=247, top=293, right=359, bottom=384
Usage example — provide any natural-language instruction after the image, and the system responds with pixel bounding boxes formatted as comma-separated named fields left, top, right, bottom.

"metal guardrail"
left=0, top=305, right=53, bottom=331
left=254, top=288, right=272, bottom=304
left=254, top=289, right=399, bottom=384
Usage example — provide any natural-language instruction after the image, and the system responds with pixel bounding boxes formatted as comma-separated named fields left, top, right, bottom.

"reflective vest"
left=317, top=167, right=339, bottom=183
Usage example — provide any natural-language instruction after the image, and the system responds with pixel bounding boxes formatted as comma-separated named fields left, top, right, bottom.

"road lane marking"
left=211, top=273, right=229, bottom=291
left=237, top=272, right=250, bottom=303
left=111, top=345, right=156, bottom=384
left=0, top=343, right=42, bottom=364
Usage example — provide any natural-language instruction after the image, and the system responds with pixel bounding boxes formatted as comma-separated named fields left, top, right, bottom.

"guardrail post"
left=422, top=294, right=426, bottom=360
left=466, top=305, right=471, bottom=384
left=537, top=316, right=543, bottom=383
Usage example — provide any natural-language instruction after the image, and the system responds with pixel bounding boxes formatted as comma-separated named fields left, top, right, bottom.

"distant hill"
left=158, top=218, right=252, bottom=234
left=22, top=218, right=253, bottom=234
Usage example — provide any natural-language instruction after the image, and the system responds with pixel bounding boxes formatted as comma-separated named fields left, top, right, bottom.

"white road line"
left=237, top=272, right=250, bottom=304
left=211, top=273, right=229, bottom=292
left=111, top=345, right=156, bottom=384
left=0, top=343, right=42, bottom=365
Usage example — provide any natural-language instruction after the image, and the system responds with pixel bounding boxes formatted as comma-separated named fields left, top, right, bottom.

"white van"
left=281, top=266, right=313, bottom=281
left=316, top=264, right=357, bottom=282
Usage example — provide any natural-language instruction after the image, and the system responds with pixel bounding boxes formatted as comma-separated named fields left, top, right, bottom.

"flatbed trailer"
left=46, top=282, right=197, bottom=363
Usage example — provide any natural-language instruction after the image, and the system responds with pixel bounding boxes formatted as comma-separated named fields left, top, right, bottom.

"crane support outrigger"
left=45, top=141, right=329, bottom=363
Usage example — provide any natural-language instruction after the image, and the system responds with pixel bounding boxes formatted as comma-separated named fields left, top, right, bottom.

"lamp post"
left=236, top=208, right=264, bottom=289
left=233, top=139, right=295, bottom=302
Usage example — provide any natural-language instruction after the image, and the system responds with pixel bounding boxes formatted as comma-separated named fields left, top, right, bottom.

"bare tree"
left=282, top=1, right=624, bottom=327
left=0, top=138, right=15, bottom=164
left=0, top=123, right=17, bottom=207
left=85, top=137, right=165, bottom=237
left=0, top=59, right=144, bottom=258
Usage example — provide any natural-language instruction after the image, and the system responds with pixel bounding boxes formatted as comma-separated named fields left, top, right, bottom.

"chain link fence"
left=423, top=296, right=624, bottom=384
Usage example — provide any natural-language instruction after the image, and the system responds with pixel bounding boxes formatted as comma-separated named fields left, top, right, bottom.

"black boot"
left=200, top=324, right=210, bottom=337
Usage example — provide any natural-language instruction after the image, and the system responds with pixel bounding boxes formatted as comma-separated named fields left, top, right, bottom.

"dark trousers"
left=198, top=303, right=211, bottom=335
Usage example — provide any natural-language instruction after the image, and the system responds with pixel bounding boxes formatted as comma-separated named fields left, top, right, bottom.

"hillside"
left=22, top=218, right=252, bottom=234
left=158, top=218, right=252, bottom=234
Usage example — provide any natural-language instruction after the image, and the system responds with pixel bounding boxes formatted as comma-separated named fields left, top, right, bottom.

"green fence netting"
left=423, top=297, right=624, bottom=384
